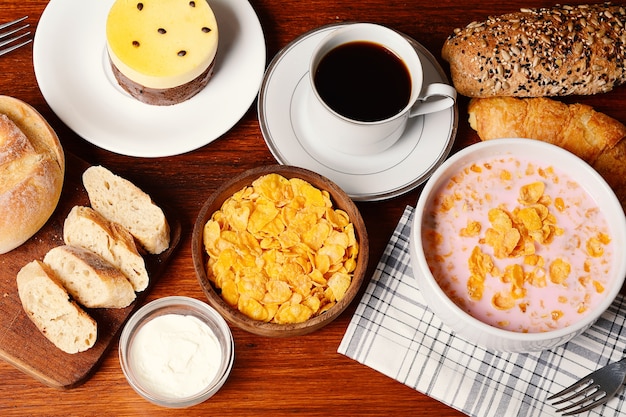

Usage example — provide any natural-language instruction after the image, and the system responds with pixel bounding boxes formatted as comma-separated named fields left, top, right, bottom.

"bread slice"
left=43, top=245, right=136, bottom=309
left=63, top=205, right=149, bottom=292
left=82, top=165, right=170, bottom=254
left=16, top=260, right=97, bottom=354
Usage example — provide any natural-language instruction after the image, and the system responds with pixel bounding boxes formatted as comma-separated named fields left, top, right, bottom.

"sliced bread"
left=63, top=205, right=149, bottom=292
left=16, top=260, right=97, bottom=354
left=43, top=245, right=136, bottom=309
left=82, top=165, right=170, bottom=254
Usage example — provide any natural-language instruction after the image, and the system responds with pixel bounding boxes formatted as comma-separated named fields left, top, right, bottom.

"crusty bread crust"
left=442, top=3, right=626, bottom=97
left=0, top=96, right=64, bottom=254
left=83, top=165, right=170, bottom=254
left=467, top=96, right=626, bottom=211
left=17, top=260, right=97, bottom=354
left=43, top=245, right=136, bottom=309
left=64, top=206, right=149, bottom=292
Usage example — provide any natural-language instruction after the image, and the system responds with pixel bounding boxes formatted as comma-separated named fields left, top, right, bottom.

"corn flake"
left=549, top=258, right=571, bottom=285
left=460, top=220, right=481, bottom=237
left=204, top=174, right=359, bottom=324
left=518, top=181, right=545, bottom=205
left=455, top=178, right=606, bottom=316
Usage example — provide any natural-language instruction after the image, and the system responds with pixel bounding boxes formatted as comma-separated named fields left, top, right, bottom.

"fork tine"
left=547, top=376, right=593, bottom=401
left=0, top=31, right=30, bottom=49
left=0, top=37, right=31, bottom=57
left=0, top=23, right=29, bottom=41
left=554, top=385, right=601, bottom=411
left=549, top=357, right=626, bottom=415
left=550, top=380, right=598, bottom=405
left=557, top=390, right=607, bottom=416
left=0, top=16, right=31, bottom=57
left=0, top=16, right=27, bottom=31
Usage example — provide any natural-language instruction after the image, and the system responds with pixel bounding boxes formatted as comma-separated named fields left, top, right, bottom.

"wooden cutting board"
left=0, top=153, right=181, bottom=389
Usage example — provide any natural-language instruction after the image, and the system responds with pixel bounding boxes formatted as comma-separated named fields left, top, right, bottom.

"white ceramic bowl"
left=119, top=296, right=234, bottom=408
left=409, top=139, right=626, bottom=353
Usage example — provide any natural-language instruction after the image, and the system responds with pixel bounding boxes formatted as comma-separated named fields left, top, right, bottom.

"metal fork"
left=0, top=16, right=31, bottom=57
left=547, top=357, right=626, bottom=415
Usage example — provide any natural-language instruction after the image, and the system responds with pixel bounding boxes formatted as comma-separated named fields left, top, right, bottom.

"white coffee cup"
left=306, top=23, right=456, bottom=155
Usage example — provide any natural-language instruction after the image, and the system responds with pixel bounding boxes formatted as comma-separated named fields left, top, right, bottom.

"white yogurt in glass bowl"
left=119, top=296, right=234, bottom=407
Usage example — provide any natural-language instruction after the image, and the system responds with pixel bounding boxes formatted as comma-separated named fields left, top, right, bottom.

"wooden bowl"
left=192, top=165, right=369, bottom=337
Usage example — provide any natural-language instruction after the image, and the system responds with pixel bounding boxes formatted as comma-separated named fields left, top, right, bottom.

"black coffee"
left=313, top=41, right=411, bottom=122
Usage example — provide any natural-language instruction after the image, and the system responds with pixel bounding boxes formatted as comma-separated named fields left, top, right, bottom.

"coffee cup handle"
left=409, top=83, right=457, bottom=117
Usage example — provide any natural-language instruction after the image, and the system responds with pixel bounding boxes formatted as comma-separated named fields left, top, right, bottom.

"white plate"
left=34, top=0, right=266, bottom=157
left=258, top=23, right=458, bottom=201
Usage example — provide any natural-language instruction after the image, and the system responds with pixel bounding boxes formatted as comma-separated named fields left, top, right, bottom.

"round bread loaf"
left=0, top=96, right=64, bottom=254
left=106, top=0, right=219, bottom=105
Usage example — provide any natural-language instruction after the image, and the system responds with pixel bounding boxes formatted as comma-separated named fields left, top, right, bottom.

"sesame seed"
left=444, top=3, right=626, bottom=96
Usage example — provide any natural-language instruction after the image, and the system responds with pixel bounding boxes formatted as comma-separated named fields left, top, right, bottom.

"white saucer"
left=34, top=0, right=266, bottom=158
left=258, top=23, right=458, bottom=201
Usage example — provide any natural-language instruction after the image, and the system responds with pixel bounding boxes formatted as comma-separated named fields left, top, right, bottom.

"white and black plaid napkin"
left=339, top=206, right=626, bottom=417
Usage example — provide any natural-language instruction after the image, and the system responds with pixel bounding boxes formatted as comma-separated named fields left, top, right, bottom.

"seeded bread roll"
left=63, top=206, right=149, bottom=292
left=43, top=245, right=136, bottom=309
left=82, top=165, right=170, bottom=255
left=467, top=96, right=626, bottom=210
left=17, top=260, right=97, bottom=354
left=442, top=3, right=626, bottom=97
left=0, top=96, right=64, bottom=254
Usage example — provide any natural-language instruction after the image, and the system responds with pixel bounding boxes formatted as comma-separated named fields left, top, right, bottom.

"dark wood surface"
left=1, top=1, right=625, bottom=415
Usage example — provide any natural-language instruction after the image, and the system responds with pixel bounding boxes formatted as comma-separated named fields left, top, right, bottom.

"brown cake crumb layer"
left=110, top=59, right=216, bottom=106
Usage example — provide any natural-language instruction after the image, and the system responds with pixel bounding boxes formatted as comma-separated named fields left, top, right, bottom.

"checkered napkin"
left=339, top=206, right=626, bottom=417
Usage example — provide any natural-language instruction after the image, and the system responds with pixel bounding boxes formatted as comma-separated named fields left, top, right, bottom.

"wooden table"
left=2, top=0, right=625, bottom=415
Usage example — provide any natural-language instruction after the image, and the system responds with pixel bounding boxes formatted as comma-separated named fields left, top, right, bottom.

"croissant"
left=467, top=96, right=626, bottom=210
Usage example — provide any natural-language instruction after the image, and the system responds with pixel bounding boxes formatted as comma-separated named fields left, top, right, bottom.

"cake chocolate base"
left=110, top=59, right=215, bottom=106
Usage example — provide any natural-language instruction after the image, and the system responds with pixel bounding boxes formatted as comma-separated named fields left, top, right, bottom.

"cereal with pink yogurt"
left=422, top=155, right=613, bottom=333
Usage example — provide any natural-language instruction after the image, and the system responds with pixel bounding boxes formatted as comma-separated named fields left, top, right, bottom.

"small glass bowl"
left=119, top=296, right=234, bottom=408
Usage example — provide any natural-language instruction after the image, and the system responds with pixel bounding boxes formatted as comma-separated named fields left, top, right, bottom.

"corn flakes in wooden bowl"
left=192, top=165, right=369, bottom=337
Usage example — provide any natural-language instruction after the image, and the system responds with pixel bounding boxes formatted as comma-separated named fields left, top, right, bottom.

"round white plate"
left=258, top=23, right=458, bottom=201
left=34, top=0, right=266, bottom=157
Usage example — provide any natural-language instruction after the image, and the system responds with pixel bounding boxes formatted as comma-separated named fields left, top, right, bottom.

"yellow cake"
left=106, top=0, right=219, bottom=105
